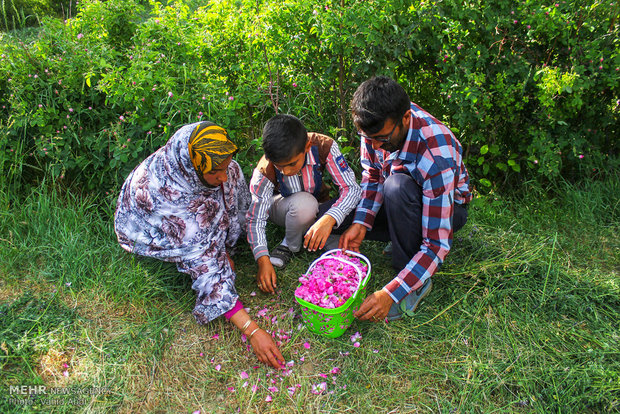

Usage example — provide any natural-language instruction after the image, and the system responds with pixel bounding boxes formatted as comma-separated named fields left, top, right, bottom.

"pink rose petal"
left=265, top=395, right=272, bottom=402
left=215, top=364, right=221, bottom=371
left=303, top=342, right=311, bottom=349
left=240, top=371, right=249, bottom=379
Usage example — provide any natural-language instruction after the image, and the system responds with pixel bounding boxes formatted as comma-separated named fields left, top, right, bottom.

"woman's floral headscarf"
left=188, top=122, right=238, bottom=176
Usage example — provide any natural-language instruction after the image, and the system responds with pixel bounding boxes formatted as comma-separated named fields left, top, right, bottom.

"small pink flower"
left=292, top=82, right=297, bottom=87
left=579, top=154, right=584, bottom=159
left=330, top=367, right=340, bottom=374
left=77, top=33, right=84, bottom=39
left=211, top=334, right=219, bottom=340
left=527, top=25, right=531, bottom=29
left=168, top=91, right=173, bottom=97
left=62, top=371, right=69, bottom=377
left=240, top=371, right=249, bottom=379
left=513, top=20, right=518, bottom=24
left=303, top=342, right=311, bottom=349
left=228, top=96, right=234, bottom=101
left=353, top=342, right=360, bottom=348
left=215, top=364, right=221, bottom=371
left=265, top=395, right=272, bottom=402
left=193, top=411, right=201, bottom=414
left=227, top=387, right=235, bottom=392
left=311, top=382, right=327, bottom=394
left=119, top=115, right=125, bottom=121
left=199, top=352, right=204, bottom=357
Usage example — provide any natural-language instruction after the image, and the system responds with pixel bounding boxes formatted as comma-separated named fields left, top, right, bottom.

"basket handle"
left=306, top=250, right=370, bottom=294
left=320, top=249, right=372, bottom=286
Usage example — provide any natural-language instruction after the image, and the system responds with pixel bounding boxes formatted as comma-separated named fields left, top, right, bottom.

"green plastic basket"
left=295, top=250, right=372, bottom=338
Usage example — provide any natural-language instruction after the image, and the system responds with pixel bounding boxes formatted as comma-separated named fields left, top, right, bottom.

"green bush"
left=0, top=0, right=618, bottom=193
left=0, top=0, right=77, bottom=31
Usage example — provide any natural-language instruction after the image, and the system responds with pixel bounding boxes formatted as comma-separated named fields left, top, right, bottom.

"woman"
left=114, top=121, right=284, bottom=368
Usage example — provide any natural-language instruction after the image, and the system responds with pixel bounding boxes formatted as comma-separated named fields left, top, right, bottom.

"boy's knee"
left=287, top=192, right=318, bottom=223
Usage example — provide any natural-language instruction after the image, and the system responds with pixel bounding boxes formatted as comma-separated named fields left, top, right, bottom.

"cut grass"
left=0, top=175, right=618, bottom=413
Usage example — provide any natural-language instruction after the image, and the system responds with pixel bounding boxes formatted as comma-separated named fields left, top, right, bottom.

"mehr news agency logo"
left=5, top=385, right=111, bottom=406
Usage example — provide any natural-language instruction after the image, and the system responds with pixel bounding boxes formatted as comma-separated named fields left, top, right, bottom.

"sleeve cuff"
left=224, top=299, right=244, bottom=320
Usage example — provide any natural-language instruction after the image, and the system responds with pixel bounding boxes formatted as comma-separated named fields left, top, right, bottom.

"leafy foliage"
left=0, top=0, right=618, bottom=192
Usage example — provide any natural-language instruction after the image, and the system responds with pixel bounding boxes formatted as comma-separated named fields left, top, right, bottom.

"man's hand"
left=339, top=223, right=367, bottom=252
left=256, top=256, right=277, bottom=294
left=250, top=329, right=284, bottom=369
left=354, top=290, right=394, bottom=322
left=303, top=215, right=336, bottom=252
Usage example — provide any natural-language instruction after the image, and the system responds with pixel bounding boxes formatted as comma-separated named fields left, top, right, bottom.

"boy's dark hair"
left=262, top=114, right=308, bottom=163
left=350, top=76, right=410, bottom=134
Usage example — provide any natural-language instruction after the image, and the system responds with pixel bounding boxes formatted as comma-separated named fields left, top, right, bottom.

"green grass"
left=0, top=175, right=618, bottom=413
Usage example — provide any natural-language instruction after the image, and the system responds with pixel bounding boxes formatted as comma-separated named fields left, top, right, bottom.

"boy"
left=247, top=114, right=361, bottom=294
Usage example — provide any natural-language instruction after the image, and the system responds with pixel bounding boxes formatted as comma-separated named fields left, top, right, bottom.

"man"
left=340, top=76, right=472, bottom=322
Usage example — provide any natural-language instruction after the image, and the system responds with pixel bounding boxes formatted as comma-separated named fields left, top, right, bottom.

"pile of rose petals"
left=295, top=252, right=368, bottom=308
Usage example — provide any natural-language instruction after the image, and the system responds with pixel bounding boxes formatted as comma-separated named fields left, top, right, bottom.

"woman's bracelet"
left=241, top=319, right=252, bottom=333
left=248, top=327, right=260, bottom=340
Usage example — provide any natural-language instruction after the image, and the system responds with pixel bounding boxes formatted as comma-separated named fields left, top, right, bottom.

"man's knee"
left=384, top=173, right=421, bottom=204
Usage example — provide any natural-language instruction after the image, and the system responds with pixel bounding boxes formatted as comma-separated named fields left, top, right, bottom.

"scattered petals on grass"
left=353, top=342, right=360, bottom=348
left=287, top=386, right=296, bottom=396
left=199, top=352, right=204, bottom=357
left=330, top=367, right=341, bottom=374
left=227, top=387, right=235, bottom=392
left=193, top=411, right=201, bottom=414
left=268, top=386, right=279, bottom=393
left=265, top=395, right=272, bottom=402
left=215, top=364, right=221, bottom=371
left=303, top=342, right=311, bottom=349
left=211, top=334, right=219, bottom=340
left=240, top=371, right=249, bottom=379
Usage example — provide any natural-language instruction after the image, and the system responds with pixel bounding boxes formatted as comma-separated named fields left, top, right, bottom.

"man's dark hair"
left=262, top=114, right=308, bottom=163
left=350, top=76, right=410, bottom=134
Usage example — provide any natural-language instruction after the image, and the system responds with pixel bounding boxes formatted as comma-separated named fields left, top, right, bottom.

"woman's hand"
left=226, top=251, right=235, bottom=271
left=250, top=329, right=284, bottom=369
left=303, top=215, right=336, bottom=252
left=256, top=256, right=277, bottom=294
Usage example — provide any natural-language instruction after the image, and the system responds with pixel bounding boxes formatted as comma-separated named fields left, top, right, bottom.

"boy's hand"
left=339, top=223, right=367, bottom=252
left=256, top=256, right=277, bottom=294
left=304, top=215, right=336, bottom=252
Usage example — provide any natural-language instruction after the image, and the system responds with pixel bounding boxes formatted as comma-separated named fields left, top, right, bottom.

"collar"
left=396, top=107, right=418, bottom=163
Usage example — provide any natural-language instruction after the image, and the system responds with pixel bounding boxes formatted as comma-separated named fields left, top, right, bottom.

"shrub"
left=0, top=0, right=617, bottom=194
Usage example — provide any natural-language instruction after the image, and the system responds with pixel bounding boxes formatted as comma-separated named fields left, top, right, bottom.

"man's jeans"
left=322, top=173, right=468, bottom=271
